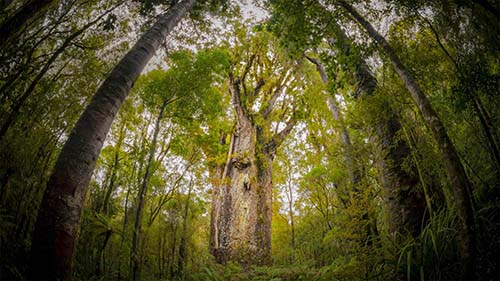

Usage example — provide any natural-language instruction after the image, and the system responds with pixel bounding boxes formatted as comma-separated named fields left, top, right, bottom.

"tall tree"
left=27, top=1, right=196, bottom=280
left=268, top=0, right=426, bottom=238
left=210, top=31, right=311, bottom=265
left=327, top=27, right=427, bottom=238
left=337, top=1, right=476, bottom=278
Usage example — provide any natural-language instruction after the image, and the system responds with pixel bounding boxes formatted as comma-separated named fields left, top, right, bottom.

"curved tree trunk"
left=339, top=1, right=476, bottom=278
left=27, top=1, right=195, bottom=280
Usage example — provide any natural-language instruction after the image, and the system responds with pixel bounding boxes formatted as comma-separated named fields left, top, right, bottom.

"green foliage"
left=1, top=0, right=500, bottom=280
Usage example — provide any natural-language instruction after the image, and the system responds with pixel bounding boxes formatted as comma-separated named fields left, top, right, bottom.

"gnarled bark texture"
left=210, top=73, right=295, bottom=266
left=339, top=1, right=475, bottom=278
left=27, top=1, right=195, bottom=280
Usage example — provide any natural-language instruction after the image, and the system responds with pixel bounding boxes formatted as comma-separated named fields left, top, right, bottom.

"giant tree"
left=210, top=30, right=316, bottom=265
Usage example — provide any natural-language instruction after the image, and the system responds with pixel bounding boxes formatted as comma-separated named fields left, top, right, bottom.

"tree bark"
left=339, top=1, right=476, bottom=278
left=284, top=177, right=295, bottom=262
left=210, top=74, right=295, bottom=266
left=308, top=48, right=425, bottom=237
left=27, top=1, right=195, bottom=280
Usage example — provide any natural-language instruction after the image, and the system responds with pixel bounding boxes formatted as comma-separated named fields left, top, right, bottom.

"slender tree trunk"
left=0, top=5, right=115, bottom=142
left=169, top=216, right=179, bottom=278
left=306, top=55, right=361, bottom=186
left=339, top=2, right=476, bottom=278
left=0, top=0, right=57, bottom=48
left=285, top=179, right=295, bottom=262
left=95, top=230, right=112, bottom=276
left=177, top=183, right=192, bottom=276
left=472, top=96, right=500, bottom=176
left=101, top=123, right=126, bottom=215
left=131, top=101, right=167, bottom=281
left=425, top=19, right=500, bottom=178
left=27, top=2, right=195, bottom=280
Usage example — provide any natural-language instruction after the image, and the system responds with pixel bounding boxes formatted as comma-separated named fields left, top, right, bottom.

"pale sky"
left=240, top=0, right=268, bottom=22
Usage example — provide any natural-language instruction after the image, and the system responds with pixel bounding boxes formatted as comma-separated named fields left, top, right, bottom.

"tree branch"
left=241, top=54, right=256, bottom=97
left=228, top=73, right=248, bottom=119
left=270, top=115, right=297, bottom=150
left=260, top=70, right=292, bottom=119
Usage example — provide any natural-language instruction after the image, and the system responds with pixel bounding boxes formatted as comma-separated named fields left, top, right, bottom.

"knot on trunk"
left=232, top=156, right=251, bottom=170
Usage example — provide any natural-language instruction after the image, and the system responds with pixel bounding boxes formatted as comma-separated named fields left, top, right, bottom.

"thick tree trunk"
left=376, top=111, right=426, bottom=237
left=211, top=77, right=279, bottom=266
left=309, top=51, right=425, bottom=236
left=27, top=1, right=195, bottom=280
left=131, top=101, right=166, bottom=281
left=211, top=115, right=271, bottom=265
left=0, top=0, right=57, bottom=48
left=351, top=29, right=426, bottom=238
left=339, top=1, right=476, bottom=278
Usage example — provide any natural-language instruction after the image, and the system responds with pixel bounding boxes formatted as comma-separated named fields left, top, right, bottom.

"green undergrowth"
left=189, top=263, right=321, bottom=281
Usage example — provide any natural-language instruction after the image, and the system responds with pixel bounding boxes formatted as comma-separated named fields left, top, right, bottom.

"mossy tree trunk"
left=327, top=25, right=427, bottom=238
left=211, top=72, right=296, bottom=266
left=338, top=2, right=476, bottom=278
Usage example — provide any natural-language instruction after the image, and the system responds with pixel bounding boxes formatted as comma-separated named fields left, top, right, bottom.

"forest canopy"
left=0, top=0, right=499, bottom=280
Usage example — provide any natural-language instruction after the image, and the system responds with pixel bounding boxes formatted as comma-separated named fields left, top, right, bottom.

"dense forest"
left=0, top=0, right=499, bottom=280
